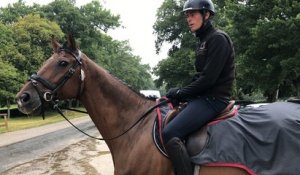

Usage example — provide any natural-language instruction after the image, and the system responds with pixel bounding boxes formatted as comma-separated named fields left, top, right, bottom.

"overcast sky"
left=0, top=0, right=170, bottom=68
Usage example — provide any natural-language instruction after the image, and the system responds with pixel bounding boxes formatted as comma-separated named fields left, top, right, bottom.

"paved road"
left=0, top=116, right=103, bottom=173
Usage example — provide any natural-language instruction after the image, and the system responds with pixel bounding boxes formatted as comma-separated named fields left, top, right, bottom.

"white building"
left=140, top=90, right=161, bottom=98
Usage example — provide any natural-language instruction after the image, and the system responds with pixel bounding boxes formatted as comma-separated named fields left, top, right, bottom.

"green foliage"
left=0, top=23, right=25, bottom=105
left=0, top=59, right=26, bottom=105
left=79, top=0, right=120, bottom=32
left=153, top=0, right=300, bottom=102
left=154, top=0, right=189, bottom=54
left=225, top=0, right=300, bottom=101
left=95, top=39, right=154, bottom=90
left=41, top=0, right=88, bottom=35
left=38, top=0, right=153, bottom=90
left=10, top=14, right=64, bottom=74
left=153, top=48, right=194, bottom=89
left=0, top=22, right=21, bottom=67
left=0, top=0, right=39, bottom=24
left=0, top=0, right=155, bottom=104
left=0, top=14, right=63, bottom=104
left=153, top=0, right=197, bottom=89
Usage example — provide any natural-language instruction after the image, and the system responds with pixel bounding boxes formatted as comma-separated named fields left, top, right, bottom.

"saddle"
left=153, top=98, right=238, bottom=157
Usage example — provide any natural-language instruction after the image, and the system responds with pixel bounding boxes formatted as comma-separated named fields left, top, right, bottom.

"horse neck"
left=77, top=57, right=172, bottom=174
left=79, top=57, right=155, bottom=143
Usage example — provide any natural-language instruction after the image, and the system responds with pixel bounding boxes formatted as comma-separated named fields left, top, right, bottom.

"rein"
left=53, top=98, right=170, bottom=141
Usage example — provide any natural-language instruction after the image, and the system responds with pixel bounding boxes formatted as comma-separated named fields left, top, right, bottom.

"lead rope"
left=52, top=98, right=170, bottom=141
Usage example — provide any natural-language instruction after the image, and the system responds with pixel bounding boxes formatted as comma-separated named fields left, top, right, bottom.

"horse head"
left=16, top=34, right=84, bottom=115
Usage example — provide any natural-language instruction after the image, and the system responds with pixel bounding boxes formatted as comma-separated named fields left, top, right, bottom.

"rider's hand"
left=166, top=87, right=181, bottom=99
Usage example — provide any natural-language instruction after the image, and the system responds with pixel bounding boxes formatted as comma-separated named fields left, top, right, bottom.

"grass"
left=0, top=108, right=88, bottom=134
left=0, top=104, right=18, bottom=110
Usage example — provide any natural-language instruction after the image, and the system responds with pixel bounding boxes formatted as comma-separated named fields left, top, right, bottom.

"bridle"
left=30, top=48, right=84, bottom=103
left=28, top=47, right=170, bottom=141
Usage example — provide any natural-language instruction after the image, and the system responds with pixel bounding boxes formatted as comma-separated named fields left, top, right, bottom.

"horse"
left=16, top=35, right=300, bottom=175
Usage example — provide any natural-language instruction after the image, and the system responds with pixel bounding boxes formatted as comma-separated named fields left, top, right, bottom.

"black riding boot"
left=165, top=137, right=194, bottom=175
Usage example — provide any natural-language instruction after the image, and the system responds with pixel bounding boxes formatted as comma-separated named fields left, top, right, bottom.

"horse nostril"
left=20, top=93, right=31, bottom=103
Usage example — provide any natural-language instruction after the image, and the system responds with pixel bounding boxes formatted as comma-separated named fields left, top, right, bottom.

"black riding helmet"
left=183, top=0, right=215, bottom=16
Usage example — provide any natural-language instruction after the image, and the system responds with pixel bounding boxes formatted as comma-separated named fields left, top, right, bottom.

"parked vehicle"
left=140, top=90, right=161, bottom=98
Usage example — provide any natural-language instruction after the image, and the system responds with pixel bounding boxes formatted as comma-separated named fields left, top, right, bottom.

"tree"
left=225, top=0, right=300, bottom=101
left=9, top=14, right=64, bottom=75
left=153, top=0, right=197, bottom=89
left=0, top=22, right=27, bottom=106
left=0, top=0, right=155, bottom=93
left=153, top=0, right=300, bottom=101
left=41, top=0, right=86, bottom=36
left=0, top=22, right=22, bottom=71
left=153, top=0, right=230, bottom=88
left=153, top=48, right=194, bottom=89
left=79, top=0, right=120, bottom=33
left=0, top=59, right=25, bottom=106
left=96, top=38, right=154, bottom=90
left=0, top=0, right=39, bottom=24
left=41, top=0, right=121, bottom=55
left=41, top=0, right=153, bottom=90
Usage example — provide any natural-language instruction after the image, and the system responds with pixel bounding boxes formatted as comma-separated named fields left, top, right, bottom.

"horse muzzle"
left=16, top=90, right=42, bottom=115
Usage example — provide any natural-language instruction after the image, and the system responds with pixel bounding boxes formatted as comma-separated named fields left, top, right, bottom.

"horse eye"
left=58, top=60, right=69, bottom=67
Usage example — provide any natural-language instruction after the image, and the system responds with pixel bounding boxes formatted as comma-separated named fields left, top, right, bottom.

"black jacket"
left=179, top=21, right=235, bottom=101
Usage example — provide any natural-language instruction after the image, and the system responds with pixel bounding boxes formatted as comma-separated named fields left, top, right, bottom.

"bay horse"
left=16, top=35, right=300, bottom=175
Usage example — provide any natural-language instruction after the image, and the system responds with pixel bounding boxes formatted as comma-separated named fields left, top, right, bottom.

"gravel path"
left=0, top=116, right=114, bottom=175
left=1, top=138, right=114, bottom=175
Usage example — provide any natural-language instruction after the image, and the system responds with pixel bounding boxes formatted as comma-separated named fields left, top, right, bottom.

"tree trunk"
left=6, top=99, right=10, bottom=119
left=297, top=81, right=300, bottom=97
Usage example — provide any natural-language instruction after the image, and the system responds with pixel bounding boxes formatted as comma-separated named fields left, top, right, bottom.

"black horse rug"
left=191, top=102, right=300, bottom=175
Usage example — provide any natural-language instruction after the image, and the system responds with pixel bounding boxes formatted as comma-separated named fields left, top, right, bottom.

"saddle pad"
left=152, top=97, right=173, bottom=157
left=191, top=102, right=300, bottom=175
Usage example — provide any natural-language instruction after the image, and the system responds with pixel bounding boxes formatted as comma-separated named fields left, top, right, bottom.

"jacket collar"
left=195, top=20, right=214, bottom=40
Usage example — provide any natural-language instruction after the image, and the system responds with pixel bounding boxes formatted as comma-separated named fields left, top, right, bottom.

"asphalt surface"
left=0, top=116, right=100, bottom=173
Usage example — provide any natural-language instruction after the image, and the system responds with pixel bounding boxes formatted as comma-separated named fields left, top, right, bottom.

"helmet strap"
left=199, top=10, right=210, bottom=28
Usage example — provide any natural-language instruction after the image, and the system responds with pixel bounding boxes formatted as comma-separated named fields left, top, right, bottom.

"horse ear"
left=67, top=33, right=77, bottom=51
left=51, top=37, right=61, bottom=53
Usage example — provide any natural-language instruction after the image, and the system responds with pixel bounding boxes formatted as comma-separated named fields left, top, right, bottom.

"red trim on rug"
left=202, top=162, right=256, bottom=175
left=208, top=107, right=239, bottom=126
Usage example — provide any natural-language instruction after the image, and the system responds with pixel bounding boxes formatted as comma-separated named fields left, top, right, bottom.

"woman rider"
left=162, top=0, right=235, bottom=174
